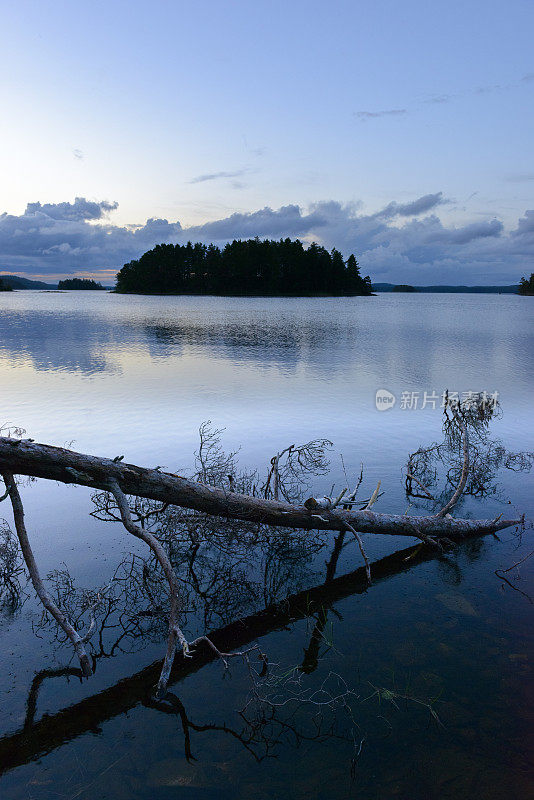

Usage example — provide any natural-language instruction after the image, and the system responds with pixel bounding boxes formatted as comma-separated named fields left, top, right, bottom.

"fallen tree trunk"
left=0, top=437, right=521, bottom=539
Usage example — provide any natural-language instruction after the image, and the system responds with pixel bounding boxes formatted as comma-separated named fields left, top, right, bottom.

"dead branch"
left=0, top=437, right=521, bottom=540
left=262, top=439, right=332, bottom=502
left=0, top=519, right=25, bottom=611
left=435, top=407, right=470, bottom=518
left=406, top=472, right=436, bottom=501
left=0, top=537, right=518, bottom=775
left=106, top=478, right=188, bottom=697
left=1, top=471, right=92, bottom=677
left=494, top=550, right=534, bottom=604
left=0, top=422, right=526, bottom=696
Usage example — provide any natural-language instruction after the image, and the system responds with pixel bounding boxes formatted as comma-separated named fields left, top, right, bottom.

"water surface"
left=0, top=291, right=532, bottom=799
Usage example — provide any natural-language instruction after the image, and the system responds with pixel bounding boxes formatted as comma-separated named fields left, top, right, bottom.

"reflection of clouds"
left=0, top=311, right=123, bottom=375
left=0, top=296, right=531, bottom=402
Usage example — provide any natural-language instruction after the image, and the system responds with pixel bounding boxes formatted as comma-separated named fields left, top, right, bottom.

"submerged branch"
left=106, top=478, right=186, bottom=696
left=0, top=471, right=92, bottom=677
left=0, top=539, right=481, bottom=775
left=0, top=421, right=526, bottom=700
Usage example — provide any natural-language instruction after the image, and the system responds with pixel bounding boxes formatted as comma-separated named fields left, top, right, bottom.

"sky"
left=1, top=0, right=533, bottom=284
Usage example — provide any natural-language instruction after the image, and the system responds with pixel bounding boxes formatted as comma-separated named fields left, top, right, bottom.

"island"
left=57, top=278, right=105, bottom=290
left=114, top=238, right=373, bottom=296
left=0, top=278, right=13, bottom=292
left=392, top=284, right=417, bottom=292
left=518, top=273, right=534, bottom=295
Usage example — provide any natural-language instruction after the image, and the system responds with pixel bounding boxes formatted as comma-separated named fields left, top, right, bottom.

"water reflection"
left=0, top=409, right=528, bottom=786
left=0, top=291, right=532, bottom=799
left=0, top=538, right=453, bottom=776
left=0, top=294, right=532, bottom=396
left=0, top=311, right=123, bottom=375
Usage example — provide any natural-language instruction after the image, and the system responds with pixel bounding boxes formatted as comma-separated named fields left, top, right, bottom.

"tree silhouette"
left=518, top=273, right=534, bottom=295
left=115, top=239, right=373, bottom=296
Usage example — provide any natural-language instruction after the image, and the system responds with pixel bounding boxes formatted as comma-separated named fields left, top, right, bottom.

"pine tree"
left=518, top=273, right=534, bottom=295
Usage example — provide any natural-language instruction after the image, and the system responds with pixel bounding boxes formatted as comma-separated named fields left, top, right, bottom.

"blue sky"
left=1, top=0, right=533, bottom=283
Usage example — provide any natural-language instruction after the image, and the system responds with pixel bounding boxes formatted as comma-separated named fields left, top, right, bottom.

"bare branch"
left=0, top=437, right=520, bottom=540
left=106, top=477, right=187, bottom=697
left=1, top=471, right=92, bottom=677
left=435, top=407, right=469, bottom=518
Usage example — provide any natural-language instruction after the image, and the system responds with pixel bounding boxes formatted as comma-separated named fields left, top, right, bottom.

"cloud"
left=186, top=204, right=328, bottom=240
left=0, top=194, right=532, bottom=284
left=474, top=83, right=507, bottom=95
left=423, top=94, right=454, bottom=104
left=514, top=209, right=534, bottom=236
left=504, top=172, right=534, bottom=183
left=368, top=71, right=532, bottom=121
left=376, top=192, right=446, bottom=218
left=0, top=200, right=181, bottom=276
left=424, top=218, right=503, bottom=245
left=354, top=109, right=407, bottom=120
left=188, top=169, right=249, bottom=184
left=25, top=197, right=118, bottom=221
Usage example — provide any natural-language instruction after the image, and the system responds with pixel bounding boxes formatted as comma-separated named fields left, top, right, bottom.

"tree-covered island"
left=114, top=238, right=373, bottom=295
left=392, top=284, right=417, bottom=292
left=58, top=278, right=105, bottom=289
left=0, top=278, right=13, bottom=291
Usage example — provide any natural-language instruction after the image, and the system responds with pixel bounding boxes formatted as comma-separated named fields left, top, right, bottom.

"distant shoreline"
left=111, top=290, right=375, bottom=297
left=112, top=285, right=521, bottom=296
left=0, top=274, right=525, bottom=295
left=373, top=283, right=519, bottom=294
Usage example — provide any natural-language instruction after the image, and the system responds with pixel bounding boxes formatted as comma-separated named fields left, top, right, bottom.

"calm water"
left=0, top=291, right=532, bottom=799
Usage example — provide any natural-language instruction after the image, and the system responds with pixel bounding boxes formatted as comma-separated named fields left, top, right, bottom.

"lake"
left=0, top=291, right=532, bottom=799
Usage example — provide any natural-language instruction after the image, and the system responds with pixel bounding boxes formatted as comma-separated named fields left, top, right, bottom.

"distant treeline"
left=518, top=273, right=534, bottom=296
left=0, top=278, right=13, bottom=292
left=392, top=284, right=417, bottom=292
left=58, top=278, right=105, bottom=290
left=0, top=275, right=56, bottom=290
left=115, top=239, right=372, bottom=296
left=373, top=283, right=520, bottom=294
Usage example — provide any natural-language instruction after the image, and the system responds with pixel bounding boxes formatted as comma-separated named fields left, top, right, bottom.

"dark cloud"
left=514, top=210, right=534, bottom=236
left=0, top=201, right=181, bottom=275
left=188, top=169, right=248, bottom=184
left=25, top=197, right=118, bottom=221
left=424, top=218, right=503, bottom=245
left=377, top=192, right=445, bottom=218
left=187, top=204, right=327, bottom=240
left=0, top=195, right=532, bottom=284
left=354, top=109, right=407, bottom=120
